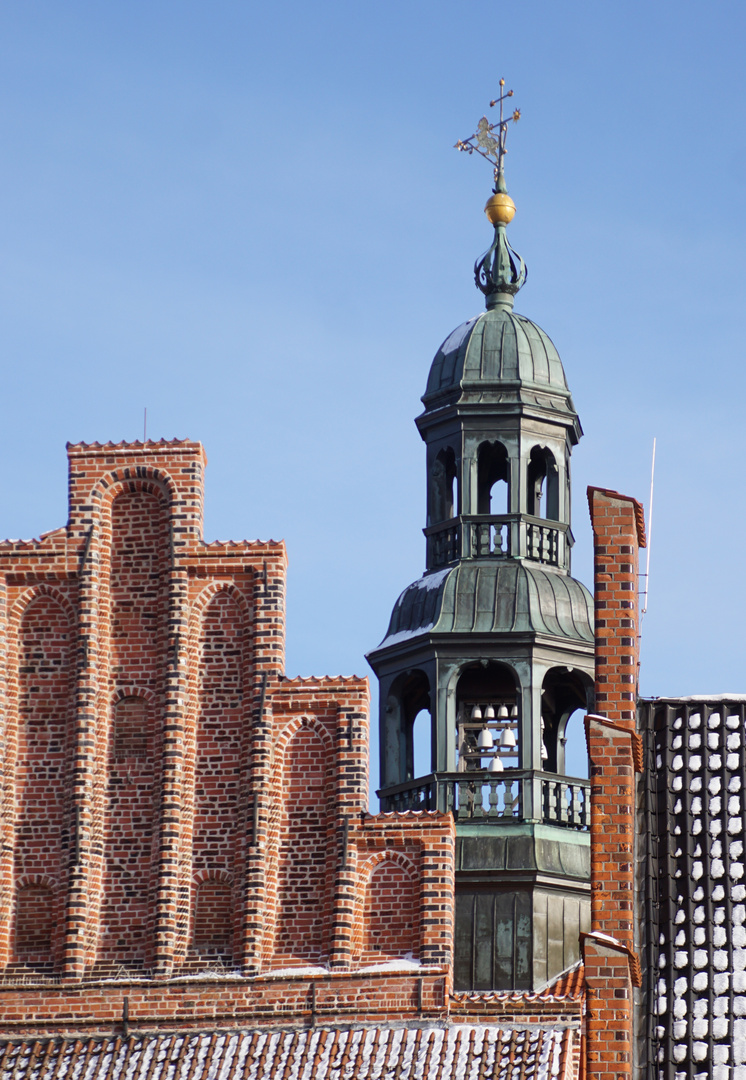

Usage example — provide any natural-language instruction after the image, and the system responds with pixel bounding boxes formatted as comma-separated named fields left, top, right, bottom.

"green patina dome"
left=423, top=307, right=577, bottom=417
left=376, top=561, right=594, bottom=652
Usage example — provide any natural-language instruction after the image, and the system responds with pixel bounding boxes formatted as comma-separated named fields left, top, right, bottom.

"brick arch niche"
left=360, top=852, right=420, bottom=964
left=272, top=718, right=333, bottom=966
left=11, top=590, right=74, bottom=971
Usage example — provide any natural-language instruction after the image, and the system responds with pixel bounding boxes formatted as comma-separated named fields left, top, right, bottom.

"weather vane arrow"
left=455, top=81, right=527, bottom=306
left=454, top=79, right=521, bottom=186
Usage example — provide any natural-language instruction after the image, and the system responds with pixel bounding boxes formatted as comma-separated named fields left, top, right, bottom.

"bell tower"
left=367, top=89, right=595, bottom=992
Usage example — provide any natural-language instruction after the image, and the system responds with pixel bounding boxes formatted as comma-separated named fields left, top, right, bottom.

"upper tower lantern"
left=367, top=89, right=595, bottom=994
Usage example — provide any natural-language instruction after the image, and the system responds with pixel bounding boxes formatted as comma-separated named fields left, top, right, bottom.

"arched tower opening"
left=527, top=446, right=559, bottom=521
left=455, top=662, right=519, bottom=773
left=429, top=447, right=457, bottom=524
left=477, top=441, right=510, bottom=515
left=540, top=667, right=592, bottom=776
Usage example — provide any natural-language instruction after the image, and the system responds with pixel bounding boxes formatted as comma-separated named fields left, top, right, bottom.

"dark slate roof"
left=423, top=309, right=575, bottom=415
left=0, top=1027, right=574, bottom=1080
left=376, top=562, right=594, bottom=651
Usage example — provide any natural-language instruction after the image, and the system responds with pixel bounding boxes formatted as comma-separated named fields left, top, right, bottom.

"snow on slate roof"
left=0, top=1026, right=574, bottom=1080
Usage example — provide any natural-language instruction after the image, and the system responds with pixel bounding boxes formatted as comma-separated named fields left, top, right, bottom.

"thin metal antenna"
left=641, top=437, right=656, bottom=617
left=143, top=408, right=147, bottom=443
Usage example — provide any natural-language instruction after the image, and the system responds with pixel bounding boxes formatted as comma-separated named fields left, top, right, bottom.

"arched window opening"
left=396, top=671, right=430, bottom=782
left=381, top=672, right=431, bottom=809
left=528, top=447, right=559, bottom=520
left=430, top=447, right=457, bottom=523
left=477, top=442, right=510, bottom=515
left=14, top=885, right=53, bottom=961
left=563, top=711, right=589, bottom=780
left=541, top=668, right=592, bottom=775
left=113, top=696, right=150, bottom=757
left=193, top=880, right=232, bottom=960
left=412, top=708, right=432, bottom=780
left=456, top=662, right=519, bottom=772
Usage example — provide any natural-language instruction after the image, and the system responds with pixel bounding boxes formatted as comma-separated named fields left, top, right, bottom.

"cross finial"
left=454, top=80, right=521, bottom=188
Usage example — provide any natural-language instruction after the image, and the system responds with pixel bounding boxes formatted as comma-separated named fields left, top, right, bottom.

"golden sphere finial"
left=484, top=192, right=516, bottom=226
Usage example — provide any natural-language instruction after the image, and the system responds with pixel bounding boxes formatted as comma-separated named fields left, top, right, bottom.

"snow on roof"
left=0, top=1026, right=574, bottom=1080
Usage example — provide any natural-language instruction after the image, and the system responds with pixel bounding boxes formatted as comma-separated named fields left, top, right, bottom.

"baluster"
left=488, top=778, right=500, bottom=819
left=548, top=780, right=558, bottom=823
left=492, top=523, right=503, bottom=555
left=471, top=781, right=484, bottom=819
left=503, top=780, right=514, bottom=817
left=572, top=785, right=583, bottom=826
left=460, top=780, right=475, bottom=819
left=560, top=783, right=569, bottom=824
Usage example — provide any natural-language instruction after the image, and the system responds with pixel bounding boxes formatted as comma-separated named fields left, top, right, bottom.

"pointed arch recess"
left=271, top=716, right=333, bottom=966
left=355, top=850, right=420, bottom=964
left=9, top=587, right=74, bottom=969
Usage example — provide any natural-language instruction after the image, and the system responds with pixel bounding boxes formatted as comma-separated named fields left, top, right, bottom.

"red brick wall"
left=363, top=856, right=419, bottom=962
left=14, top=592, right=73, bottom=968
left=584, top=487, right=646, bottom=1080
left=0, top=440, right=471, bottom=1039
left=274, top=721, right=332, bottom=964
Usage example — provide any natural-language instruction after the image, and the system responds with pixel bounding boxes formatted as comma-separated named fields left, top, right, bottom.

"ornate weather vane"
left=456, top=81, right=527, bottom=308
left=454, top=80, right=521, bottom=187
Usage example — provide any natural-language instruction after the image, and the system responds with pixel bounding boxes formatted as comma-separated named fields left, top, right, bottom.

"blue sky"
left=1, top=1, right=745, bottom=788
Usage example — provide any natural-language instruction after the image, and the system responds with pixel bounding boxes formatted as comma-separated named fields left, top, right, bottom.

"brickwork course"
left=584, top=488, right=646, bottom=1080
left=0, top=440, right=588, bottom=1074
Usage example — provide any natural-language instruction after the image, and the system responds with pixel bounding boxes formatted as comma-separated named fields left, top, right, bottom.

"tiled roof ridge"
left=0, top=1025, right=573, bottom=1080
left=201, top=540, right=283, bottom=549
left=451, top=962, right=584, bottom=1004
left=278, top=675, right=368, bottom=685
left=67, top=438, right=202, bottom=451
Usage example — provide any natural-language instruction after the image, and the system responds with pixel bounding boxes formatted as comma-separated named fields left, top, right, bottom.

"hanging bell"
left=471, top=704, right=483, bottom=720
left=497, top=704, right=509, bottom=719
left=541, top=741, right=549, bottom=761
left=477, top=726, right=494, bottom=750
left=510, top=704, right=519, bottom=719
left=489, top=754, right=504, bottom=773
left=500, top=726, right=517, bottom=748
left=484, top=704, right=496, bottom=720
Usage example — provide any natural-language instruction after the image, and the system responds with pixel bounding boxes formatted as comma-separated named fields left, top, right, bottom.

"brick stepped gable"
left=0, top=438, right=593, bottom=1049
left=0, top=440, right=463, bottom=1033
